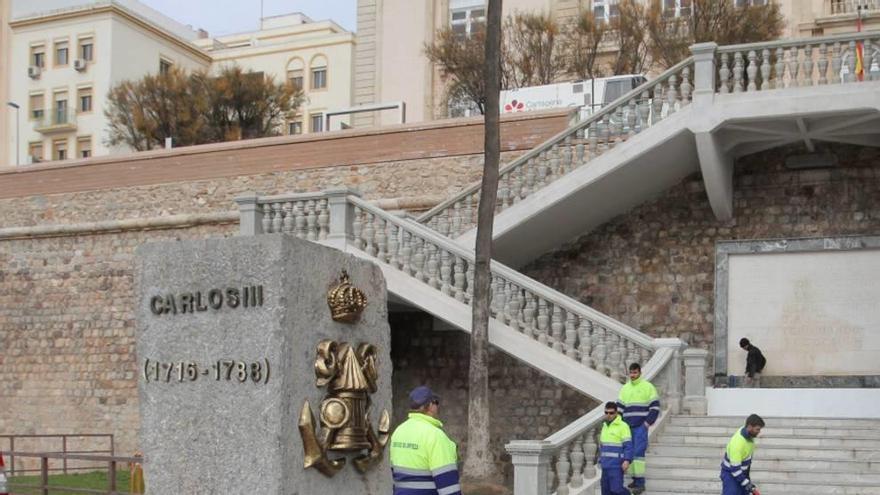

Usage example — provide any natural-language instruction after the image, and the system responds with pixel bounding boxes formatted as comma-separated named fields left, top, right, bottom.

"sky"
left=138, top=0, right=358, bottom=36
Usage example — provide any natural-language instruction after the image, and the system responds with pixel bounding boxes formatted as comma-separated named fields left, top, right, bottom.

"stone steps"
left=633, top=415, right=880, bottom=495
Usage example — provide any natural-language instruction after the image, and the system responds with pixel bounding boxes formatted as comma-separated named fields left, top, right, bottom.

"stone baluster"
left=547, top=456, right=556, bottom=495
left=565, top=312, right=578, bottom=359
left=438, top=250, right=452, bottom=296
left=318, top=198, right=330, bottom=239
left=774, top=47, right=785, bottom=89
left=626, top=341, right=637, bottom=369
left=549, top=147, right=561, bottom=180
left=846, top=41, right=857, bottom=82
left=864, top=39, right=874, bottom=81
left=535, top=154, right=549, bottom=188
left=411, top=236, right=425, bottom=282
left=733, top=51, right=744, bottom=93
left=640, top=346, right=651, bottom=366
left=426, top=245, right=440, bottom=289
left=746, top=50, right=758, bottom=92
left=464, top=194, right=476, bottom=229
left=719, top=52, right=730, bottom=94
left=588, top=123, right=599, bottom=155
left=270, top=202, right=282, bottom=233
left=578, top=319, right=593, bottom=368
left=550, top=305, right=564, bottom=351
left=613, top=104, right=624, bottom=138
left=489, top=276, right=504, bottom=317
left=818, top=44, right=829, bottom=85
left=759, top=48, right=770, bottom=90
left=602, top=113, right=613, bottom=149
left=569, top=435, right=584, bottom=489
left=292, top=201, right=306, bottom=238
left=523, top=160, right=537, bottom=198
left=305, top=200, right=317, bottom=241
left=351, top=207, right=364, bottom=250
left=259, top=203, right=272, bottom=233
left=651, top=87, right=664, bottom=124
left=626, top=98, right=637, bottom=137
left=536, top=299, right=550, bottom=344
left=666, top=74, right=678, bottom=114
left=583, top=428, right=598, bottom=478
left=497, top=177, right=510, bottom=212
left=375, top=216, right=388, bottom=262
left=607, top=333, right=622, bottom=382
left=387, top=223, right=400, bottom=268
left=522, top=294, right=537, bottom=338
left=510, top=283, right=523, bottom=327
left=280, top=202, right=293, bottom=233
left=680, top=66, right=692, bottom=104
left=788, top=46, right=800, bottom=87
left=619, top=338, right=630, bottom=377
left=804, top=45, right=814, bottom=86
left=555, top=444, right=571, bottom=495
left=363, top=212, right=376, bottom=255
left=503, top=282, right=517, bottom=326
left=450, top=203, right=462, bottom=237
left=637, top=91, right=650, bottom=131
left=592, top=326, right=608, bottom=376
left=575, top=139, right=585, bottom=167
left=831, top=42, right=842, bottom=84
left=453, top=257, right=468, bottom=302
left=400, top=230, right=412, bottom=274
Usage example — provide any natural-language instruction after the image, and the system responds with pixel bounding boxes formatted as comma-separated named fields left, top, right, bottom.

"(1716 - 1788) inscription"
left=149, top=284, right=264, bottom=315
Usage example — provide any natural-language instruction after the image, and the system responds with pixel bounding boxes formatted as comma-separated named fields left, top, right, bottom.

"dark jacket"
left=745, top=345, right=766, bottom=377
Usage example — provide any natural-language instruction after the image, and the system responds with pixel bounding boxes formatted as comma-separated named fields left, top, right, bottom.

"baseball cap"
left=409, top=385, right=439, bottom=408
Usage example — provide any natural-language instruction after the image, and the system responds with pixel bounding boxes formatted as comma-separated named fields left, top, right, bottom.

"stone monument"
left=136, top=234, right=392, bottom=494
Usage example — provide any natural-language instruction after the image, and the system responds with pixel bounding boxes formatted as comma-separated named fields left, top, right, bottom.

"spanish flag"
left=856, top=10, right=865, bottom=81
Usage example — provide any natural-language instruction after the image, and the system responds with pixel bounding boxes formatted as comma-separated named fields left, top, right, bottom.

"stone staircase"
left=645, top=415, right=880, bottom=495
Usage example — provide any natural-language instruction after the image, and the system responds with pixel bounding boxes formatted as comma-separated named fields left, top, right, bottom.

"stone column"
left=505, top=440, right=555, bottom=495
left=654, top=338, right=687, bottom=414
left=690, top=42, right=718, bottom=108
left=234, top=192, right=263, bottom=236
left=324, top=188, right=360, bottom=250
left=682, top=348, right=709, bottom=416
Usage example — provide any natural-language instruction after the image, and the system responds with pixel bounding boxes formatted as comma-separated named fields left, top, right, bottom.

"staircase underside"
left=456, top=83, right=880, bottom=269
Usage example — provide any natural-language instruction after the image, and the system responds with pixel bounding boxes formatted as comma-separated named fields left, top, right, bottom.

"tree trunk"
left=462, top=0, right=503, bottom=484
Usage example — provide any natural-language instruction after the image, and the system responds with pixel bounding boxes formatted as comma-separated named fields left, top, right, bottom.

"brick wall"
left=522, top=144, right=880, bottom=355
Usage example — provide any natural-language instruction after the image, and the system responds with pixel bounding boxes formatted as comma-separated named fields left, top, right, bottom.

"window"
left=663, top=0, right=692, bottom=17
left=288, top=121, right=303, bottom=135
left=28, top=142, right=43, bottom=163
left=159, top=58, right=172, bottom=75
left=311, top=68, right=326, bottom=89
left=287, top=58, right=305, bottom=90
left=54, top=93, right=69, bottom=125
left=310, top=113, right=324, bottom=133
left=53, top=139, right=68, bottom=161
left=450, top=0, right=486, bottom=39
left=79, top=38, right=94, bottom=61
left=55, top=41, right=69, bottom=66
left=593, top=0, right=619, bottom=23
left=29, top=93, right=44, bottom=120
left=78, top=87, right=93, bottom=113
left=31, top=45, right=45, bottom=68
left=77, top=137, right=92, bottom=158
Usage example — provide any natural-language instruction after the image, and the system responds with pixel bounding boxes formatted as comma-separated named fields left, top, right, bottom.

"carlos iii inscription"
left=149, top=285, right=264, bottom=315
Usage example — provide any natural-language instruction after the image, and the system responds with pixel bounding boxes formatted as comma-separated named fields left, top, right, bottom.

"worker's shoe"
left=629, top=487, right=645, bottom=495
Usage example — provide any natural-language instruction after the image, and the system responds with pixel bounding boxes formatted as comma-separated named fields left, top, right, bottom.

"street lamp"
left=6, top=101, right=20, bottom=166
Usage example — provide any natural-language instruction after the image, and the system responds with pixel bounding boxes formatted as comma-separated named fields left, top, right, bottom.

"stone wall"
left=522, top=144, right=880, bottom=361
left=389, top=312, right=596, bottom=482
left=0, top=111, right=572, bottom=466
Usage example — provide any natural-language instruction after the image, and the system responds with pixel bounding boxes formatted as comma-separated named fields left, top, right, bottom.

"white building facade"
left=2, top=1, right=354, bottom=168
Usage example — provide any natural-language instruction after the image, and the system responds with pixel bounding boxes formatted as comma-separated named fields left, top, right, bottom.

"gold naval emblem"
left=298, top=340, right=390, bottom=477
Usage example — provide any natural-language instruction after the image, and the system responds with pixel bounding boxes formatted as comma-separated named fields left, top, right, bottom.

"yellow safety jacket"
left=617, top=377, right=660, bottom=428
left=720, top=427, right=756, bottom=489
left=389, top=412, right=461, bottom=495
left=599, top=414, right=634, bottom=470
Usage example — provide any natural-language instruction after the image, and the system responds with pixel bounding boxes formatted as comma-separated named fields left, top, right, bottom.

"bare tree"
left=608, top=0, right=651, bottom=75
left=562, top=9, right=608, bottom=81
left=504, top=11, right=563, bottom=88
left=647, top=0, right=785, bottom=69
left=462, top=0, right=502, bottom=485
left=425, top=28, right=493, bottom=114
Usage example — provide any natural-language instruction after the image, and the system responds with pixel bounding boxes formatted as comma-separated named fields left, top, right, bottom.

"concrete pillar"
left=324, top=188, right=360, bottom=249
left=690, top=42, right=718, bottom=108
left=505, top=440, right=555, bottom=495
left=654, top=338, right=687, bottom=414
left=682, top=348, right=710, bottom=416
left=234, top=192, right=263, bottom=236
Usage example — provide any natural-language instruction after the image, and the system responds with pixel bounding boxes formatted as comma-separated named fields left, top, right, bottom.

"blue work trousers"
left=628, top=424, right=648, bottom=487
left=601, top=466, right=631, bottom=495
left=720, top=471, right=750, bottom=495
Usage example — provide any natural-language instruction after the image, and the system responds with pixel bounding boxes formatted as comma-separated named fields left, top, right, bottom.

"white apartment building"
left=2, top=1, right=354, bottom=168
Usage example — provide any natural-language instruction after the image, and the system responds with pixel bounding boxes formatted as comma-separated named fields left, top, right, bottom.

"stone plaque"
left=136, top=234, right=392, bottom=494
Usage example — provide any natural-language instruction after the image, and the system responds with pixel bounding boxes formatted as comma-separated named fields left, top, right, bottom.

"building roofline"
left=9, top=1, right=212, bottom=63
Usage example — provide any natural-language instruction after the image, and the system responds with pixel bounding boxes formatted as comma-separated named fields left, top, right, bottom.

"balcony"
left=34, top=107, right=77, bottom=134
left=828, top=0, right=880, bottom=15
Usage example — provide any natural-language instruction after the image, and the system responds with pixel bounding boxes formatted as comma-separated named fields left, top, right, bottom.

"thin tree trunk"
left=463, top=0, right=502, bottom=483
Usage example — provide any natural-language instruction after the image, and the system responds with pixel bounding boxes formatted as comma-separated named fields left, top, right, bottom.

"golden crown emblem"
left=327, top=270, right=367, bottom=323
